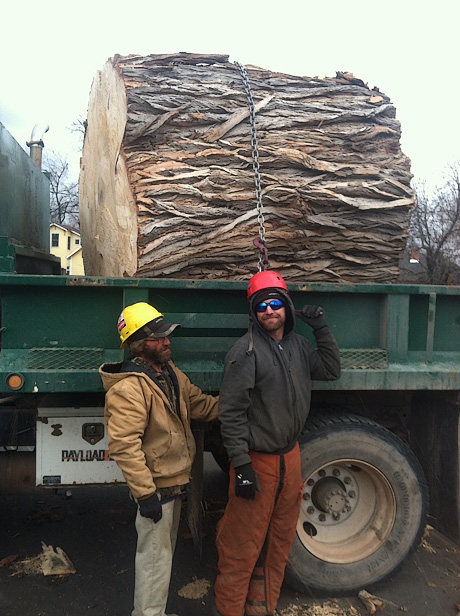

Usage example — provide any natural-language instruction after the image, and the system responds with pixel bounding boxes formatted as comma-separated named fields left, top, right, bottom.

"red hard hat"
left=247, top=271, right=288, bottom=299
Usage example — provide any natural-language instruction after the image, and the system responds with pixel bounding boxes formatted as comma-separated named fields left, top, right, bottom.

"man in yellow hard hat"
left=99, top=302, right=218, bottom=616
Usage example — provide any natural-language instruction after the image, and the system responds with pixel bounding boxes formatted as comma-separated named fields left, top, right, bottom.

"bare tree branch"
left=69, top=116, right=87, bottom=147
left=406, top=165, right=460, bottom=284
left=43, top=150, right=80, bottom=227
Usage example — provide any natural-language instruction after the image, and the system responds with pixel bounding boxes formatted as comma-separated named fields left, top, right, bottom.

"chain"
left=234, top=61, right=268, bottom=272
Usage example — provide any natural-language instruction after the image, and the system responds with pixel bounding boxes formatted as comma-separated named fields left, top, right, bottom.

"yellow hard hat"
left=117, top=302, right=180, bottom=349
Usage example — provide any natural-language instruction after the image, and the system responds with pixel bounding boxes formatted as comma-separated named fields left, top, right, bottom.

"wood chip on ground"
left=10, top=542, right=76, bottom=577
left=276, top=600, right=359, bottom=615
left=177, top=576, right=211, bottom=599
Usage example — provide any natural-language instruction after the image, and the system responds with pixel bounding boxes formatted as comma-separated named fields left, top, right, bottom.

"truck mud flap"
left=410, top=392, right=460, bottom=545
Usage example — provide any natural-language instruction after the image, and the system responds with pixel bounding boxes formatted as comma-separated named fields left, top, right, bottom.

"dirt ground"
left=1, top=454, right=460, bottom=616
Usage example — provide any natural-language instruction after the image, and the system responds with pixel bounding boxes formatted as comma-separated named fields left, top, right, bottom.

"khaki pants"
left=132, top=498, right=181, bottom=616
left=214, top=446, right=302, bottom=616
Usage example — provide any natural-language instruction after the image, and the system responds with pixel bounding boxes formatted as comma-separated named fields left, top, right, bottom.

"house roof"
left=50, top=223, right=81, bottom=236
left=66, top=246, right=82, bottom=260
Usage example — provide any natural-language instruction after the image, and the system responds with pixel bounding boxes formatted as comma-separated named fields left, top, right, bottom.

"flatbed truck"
left=1, top=120, right=460, bottom=594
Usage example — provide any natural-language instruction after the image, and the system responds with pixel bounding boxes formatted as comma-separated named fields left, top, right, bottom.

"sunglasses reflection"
left=256, top=300, right=284, bottom=313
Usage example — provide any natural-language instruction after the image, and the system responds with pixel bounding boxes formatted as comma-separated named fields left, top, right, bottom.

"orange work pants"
left=214, top=444, right=302, bottom=616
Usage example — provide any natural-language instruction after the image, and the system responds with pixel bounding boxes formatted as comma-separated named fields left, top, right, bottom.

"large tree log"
left=79, top=53, right=413, bottom=282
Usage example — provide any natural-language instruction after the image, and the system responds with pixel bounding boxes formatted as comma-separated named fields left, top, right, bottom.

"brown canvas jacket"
left=99, top=360, right=218, bottom=500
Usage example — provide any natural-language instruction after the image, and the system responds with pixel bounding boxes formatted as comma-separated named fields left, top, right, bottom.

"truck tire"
left=285, top=413, right=428, bottom=595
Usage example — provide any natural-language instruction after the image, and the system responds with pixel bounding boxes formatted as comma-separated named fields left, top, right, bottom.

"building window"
left=67, top=237, right=71, bottom=251
left=75, top=238, right=80, bottom=245
left=51, top=233, right=59, bottom=247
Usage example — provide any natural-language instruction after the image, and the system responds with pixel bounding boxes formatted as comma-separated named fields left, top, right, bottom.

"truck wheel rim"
left=297, top=459, right=396, bottom=564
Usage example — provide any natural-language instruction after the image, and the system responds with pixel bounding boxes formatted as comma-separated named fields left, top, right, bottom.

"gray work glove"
left=234, top=463, right=261, bottom=500
left=295, top=305, right=327, bottom=330
left=139, top=493, right=162, bottom=522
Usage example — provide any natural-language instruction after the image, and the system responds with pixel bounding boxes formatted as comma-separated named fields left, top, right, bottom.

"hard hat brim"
left=147, top=322, right=180, bottom=338
left=120, top=321, right=180, bottom=349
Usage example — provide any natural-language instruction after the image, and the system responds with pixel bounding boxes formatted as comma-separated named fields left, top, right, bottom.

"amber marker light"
left=6, top=373, right=25, bottom=390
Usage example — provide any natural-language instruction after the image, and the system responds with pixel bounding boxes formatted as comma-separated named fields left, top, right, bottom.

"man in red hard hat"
left=213, top=271, right=341, bottom=616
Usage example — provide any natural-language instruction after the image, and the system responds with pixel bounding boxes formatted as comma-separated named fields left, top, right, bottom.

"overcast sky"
left=2, top=0, right=459, bottom=189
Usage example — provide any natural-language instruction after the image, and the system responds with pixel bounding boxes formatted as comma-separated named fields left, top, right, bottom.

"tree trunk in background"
left=79, top=53, right=413, bottom=282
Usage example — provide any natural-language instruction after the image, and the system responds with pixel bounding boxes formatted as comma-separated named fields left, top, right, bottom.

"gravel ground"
left=1, top=454, right=460, bottom=616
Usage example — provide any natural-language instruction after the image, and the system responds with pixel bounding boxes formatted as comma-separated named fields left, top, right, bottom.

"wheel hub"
left=297, top=459, right=396, bottom=564
left=302, top=468, right=358, bottom=525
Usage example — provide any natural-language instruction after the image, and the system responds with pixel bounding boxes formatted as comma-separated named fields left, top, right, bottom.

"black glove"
left=234, top=463, right=260, bottom=500
left=295, top=305, right=326, bottom=330
left=139, top=493, right=162, bottom=522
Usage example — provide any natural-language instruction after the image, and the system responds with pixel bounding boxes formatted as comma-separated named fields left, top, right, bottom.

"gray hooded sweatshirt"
left=218, top=288, right=341, bottom=468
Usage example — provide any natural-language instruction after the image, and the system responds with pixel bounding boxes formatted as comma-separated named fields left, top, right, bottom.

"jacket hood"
left=99, top=359, right=180, bottom=394
left=247, top=287, right=296, bottom=353
left=99, top=362, right=133, bottom=392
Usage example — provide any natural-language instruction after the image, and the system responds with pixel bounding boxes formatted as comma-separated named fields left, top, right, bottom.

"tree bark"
left=79, top=53, right=413, bottom=282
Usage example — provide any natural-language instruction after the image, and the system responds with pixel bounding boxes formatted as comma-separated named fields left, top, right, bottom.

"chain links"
left=234, top=61, right=268, bottom=272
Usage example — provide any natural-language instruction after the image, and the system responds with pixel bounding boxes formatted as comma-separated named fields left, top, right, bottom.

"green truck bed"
left=1, top=274, right=459, bottom=395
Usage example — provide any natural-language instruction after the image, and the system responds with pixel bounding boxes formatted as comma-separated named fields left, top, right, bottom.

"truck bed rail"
left=1, top=274, right=460, bottom=394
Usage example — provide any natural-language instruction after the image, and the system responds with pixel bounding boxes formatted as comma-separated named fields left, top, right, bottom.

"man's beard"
left=142, top=346, right=171, bottom=367
left=259, top=313, right=285, bottom=333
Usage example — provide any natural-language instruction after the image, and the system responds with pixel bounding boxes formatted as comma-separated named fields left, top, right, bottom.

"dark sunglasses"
left=256, top=300, right=284, bottom=313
